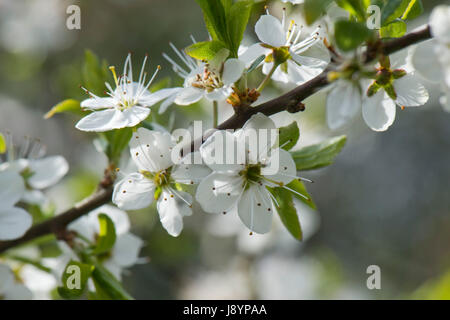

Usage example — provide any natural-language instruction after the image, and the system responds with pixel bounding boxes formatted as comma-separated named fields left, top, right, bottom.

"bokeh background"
left=0, top=0, right=449, bottom=299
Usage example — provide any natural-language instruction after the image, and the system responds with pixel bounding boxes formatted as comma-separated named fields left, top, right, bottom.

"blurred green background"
left=0, top=0, right=449, bottom=299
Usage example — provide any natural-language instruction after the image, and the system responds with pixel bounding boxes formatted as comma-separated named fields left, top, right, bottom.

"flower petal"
left=75, top=109, right=129, bottom=132
left=139, top=87, right=183, bottom=107
left=174, top=87, right=204, bottom=105
left=130, top=128, right=175, bottom=172
left=0, top=207, right=32, bottom=241
left=158, top=88, right=182, bottom=114
left=222, top=59, right=245, bottom=85
left=28, top=156, right=69, bottom=189
left=112, top=173, right=155, bottom=210
left=362, top=91, right=396, bottom=132
left=326, top=80, right=362, bottom=130
left=112, top=233, right=144, bottom=267
left=171, top=152, right=212, bottom=184
left=412, top=40, right=443, bottom=83
left=87, top=204, right=131, bottom=236
left=430, top=5, right=450, bottom=44
left=0, top=264, right=15, bottom=294
left=195, top=173, right=243, bottom=214
left=239, top=44, right=270, bottom=68
left=288, top=54, right=328, bottom=84
left=81, top=97, right=116, bottom=110
left=0, top=170, right=25, bottom=207
left=255, top=15, right=286, bottom=47
left=394, top=74, right=429, bottom=107
left=157, top=189, right=192, bottom=237
left=261, top=149, right=296, bottom=186
left=205, top=87, right=232, bottom=102
left=236, top=185, right=274, bottom=234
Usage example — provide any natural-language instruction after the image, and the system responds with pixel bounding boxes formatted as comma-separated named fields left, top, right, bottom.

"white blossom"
left=112, top=128, right=211, bottom=237
left=239, top=11, right=329, bottom=86
left=161, top=42, right=245, bottom=110
left=0, top=264, right=32, bottom=300
left=196, top=113, right=307, bottom=234
left=76, top=54, right=173, bottom=132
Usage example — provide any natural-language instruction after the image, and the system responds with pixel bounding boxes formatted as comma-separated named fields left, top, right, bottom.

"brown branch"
left=0, top=25, right=432, bottom=254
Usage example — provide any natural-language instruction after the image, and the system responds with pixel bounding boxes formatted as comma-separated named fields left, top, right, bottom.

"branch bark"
left=0, top=25, right=432, bottom=254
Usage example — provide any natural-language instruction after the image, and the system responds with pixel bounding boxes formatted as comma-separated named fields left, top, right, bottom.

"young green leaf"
left=0, top=132, right=6, bottom=154
left=304, top=0, right=333, bottom=25
left=227, top=1, right=253, bottom=57
left=291, top=135, right=347, bottom=171
left=91, top=264, right=134, bottom=300
left=278, top=121, right=300, bottom=151
left=82, top=50, right=110, bottom=94
left=92, top=214, right=117, bottom=255
left=185, top=40, right=227, bottom=61
left=286, top=179, right=316, bottom=210
left=269, top=187, right=303, bottom=241
left=246, top=54, right=265, bottom=74
left=380, top=19, right=407, bottom=38
left=44, top=99, right=84, bottom=119
left=195, top=0, right=228, bottom=44
left=102, top=127, right=133, bottom=165
left=334, top=20, right=372, bottom=51
left=335, top=0, right=367, bottom=21
left=57, top=260, right=94, bottom=299
left=401, top=0, right=423, bottom=21
left=381, top=0, right=418, bottom=26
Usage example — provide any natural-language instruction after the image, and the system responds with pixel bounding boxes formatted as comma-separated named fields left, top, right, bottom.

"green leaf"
left=0, top=132, right=6, bottom=154
left=269, top=187, right=303, bottom=241
left=227, top=1, right=253, bottom=57
left=91, top=264, right=134, bottom=300
left=278, top=121, right=300, bottom=151
left=304, top=0, right=333, bottom=25
left=401, top=0, right=423, bottom=21
left=380, top=19, right=406, bottom=38
left=291, top=135, right=347, bottom=171
left=92, top=214, right=117, bottom=255
left=246, top=54, right=265, bottom=74
left=335, top=0, right=367, bottom=21
left=195, top=0, right=228, bottom=44
left=286, top=179, right=316, bottom=210
left=58, top=260, right=94, bottom=299
left=185, top=40, right=228, bottom=61
left=44, top=99, right=83, bottom=119
left=381, top=0, right=409, bottom=25
left=334, top=20, right=372, bottom=51
left=83, top=49, right=110, bottom=94
left=101, top=127, right=133, bottom=165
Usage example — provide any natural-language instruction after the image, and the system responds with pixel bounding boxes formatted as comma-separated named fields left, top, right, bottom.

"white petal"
left=174, top=87, right=204, bottom=105
left=0, top=207, right=32, bottom=241
left=205, top=87, right=232, bottom=102
left=81, top=97, right=116, bottom=110
left=21, top=190, right=46, bottom=206
left=0, top=264, right=14, bottom=294
left=288, top=55, right=328, bottom=84
left=130, top=128, right=175, bottom=172
left=139, top=87, right=182, bottom=106
left=362, top=91, right=396, bottom=132
left=156, top=189, right=192, bottom=237
left=195, top=173, right=243, bottom=214
left=158, top=89, right=182, bottom=114
left=68, top=215, right=96, bottom=243
left=3, top=283, right=32, bottom=300
left=112, top=173, right=155, bottom=210
left=236, top=185, right=274, bottom=234
left=412, top=40, right=443, bottom=83
left=0, top=170, right=25, bottom=207
left=200, top=130, right=245, bottom=173
left=87, top=204, right=131, bottom=236
left=430, top=5, right=450, bottom=44
left=326, top=80, right=362, bottom=130
left=111, top=233, right=144, bottom=267
left=28, top=156, right=69, bottom=189
left=255, top=15, right=286, bottom=47
left=222, top=59, right=245, bottom=85
left=394, top=74, right=429, bottom=107
left=171, top=152, right=211, bottom=184
left=261, top=149, right=296, bottom=186
left=239, top=43, right=270, bottom=68
left=75, top=109, right=129, bottom=132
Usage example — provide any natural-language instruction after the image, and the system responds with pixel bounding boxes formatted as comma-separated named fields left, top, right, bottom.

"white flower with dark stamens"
left=0, top=264, right=32, bottom=300
left=413, top=6, right=450, bottom=111
left=66, top=205, right=144, bottom=280
left=0, top=134, right=69, bottom=205
left=76, top=53, right=173, bottom=132
left=0, top=170, right=32, bottom=241
left=239, top=10, right=329, bottom=86
left=196, top=113, right=309, bottom=235
left=361, top=50, right=429, bottom=131
left=112, top=128, right=211, bottom=237
left=161, top=41, right=245, bottom=110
